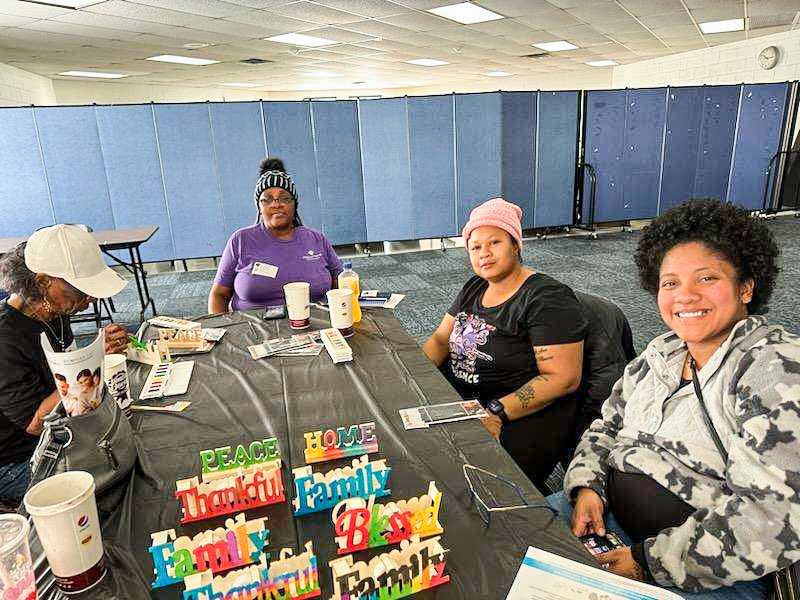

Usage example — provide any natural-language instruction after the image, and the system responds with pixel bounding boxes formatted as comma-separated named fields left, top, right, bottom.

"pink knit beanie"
left=462, top=198, right=523, bottom=250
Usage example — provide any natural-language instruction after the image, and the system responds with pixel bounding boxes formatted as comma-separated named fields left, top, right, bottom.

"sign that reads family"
left=200, top=437, right=280, bottom=475
left=149, top=513, right=270, bottom=590
left=182, top=542, right=321, bottom=600
left=292, top=455, right=391, bottom=516
left=303, top=422, right=378, bottom=464
left=176, top=462, right=284, bottom=524
left=332, top=482, right=443, bottom=555
left=329, top=536, right=449, bottom=600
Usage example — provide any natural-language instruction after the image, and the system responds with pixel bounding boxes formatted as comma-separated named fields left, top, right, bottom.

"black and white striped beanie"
left=253, top=170, right=297, bottom=206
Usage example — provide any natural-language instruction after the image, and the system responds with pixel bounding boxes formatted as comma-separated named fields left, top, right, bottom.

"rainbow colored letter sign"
left=303, top=422, right=378, bottom=464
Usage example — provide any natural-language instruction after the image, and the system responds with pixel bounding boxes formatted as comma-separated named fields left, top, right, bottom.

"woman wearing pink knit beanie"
left=423, top=197, right=587, bottom=490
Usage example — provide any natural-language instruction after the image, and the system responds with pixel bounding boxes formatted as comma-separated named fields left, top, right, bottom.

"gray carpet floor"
left=86, top=216, right=800, bottom=351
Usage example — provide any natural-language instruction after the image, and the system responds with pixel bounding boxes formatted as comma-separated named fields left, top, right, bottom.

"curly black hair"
left=634, top=199, right=779, bottom=314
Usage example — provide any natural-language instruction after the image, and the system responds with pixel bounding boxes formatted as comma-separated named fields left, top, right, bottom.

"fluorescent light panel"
left=585, top=59, right=618, bottom=67
left=427, top=2, right=504, bottom=25
left=485, top=70, right=512, bottom=77
left=307, top=71, right=340, bottom=78
left=699, top=18, right=744, bottom=34
left=58, top=70, right=127, bottom=78
left=532, top=40, right=578, bottom=52
left=221, top=82, right=261, bottom=87
left=405, top=58, right=449, bottom=66
left=146, top=54, right=219, bottom=65
left=19, top=0, right=105, bottom=7
left=265, top=33, right=335, bottom=47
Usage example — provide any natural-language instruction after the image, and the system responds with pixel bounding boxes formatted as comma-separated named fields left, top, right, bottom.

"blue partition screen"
left=0, top=107, right=53, bottom=236
left=35, top=106, right=114, bottom=230
left=359, top=98, right=413, bottom=241
left=586, top=89, right=667, bottom=222
left=153, top=104, right=225, bottom=259
left=456, top=93, right=502, bottom=229
left=407, top=95, right=457, bottom=238
left=310, top=101, right=367, bottom=245
left=95, top=105, right=174, bottom=262
left=263, top=102, right=322, bottom=232
left=536, top=91, right=578, bottom=227
left=501, top=92, right=536, bottom=228
left=660, top=85, right=739, bottom=213
left=210, top=102, right=266, bottom=236
left=728, top=83, right=789, bottom=210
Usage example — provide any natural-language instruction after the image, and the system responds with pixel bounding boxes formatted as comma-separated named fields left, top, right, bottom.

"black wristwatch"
left=486, top=399, right=510, bottom=425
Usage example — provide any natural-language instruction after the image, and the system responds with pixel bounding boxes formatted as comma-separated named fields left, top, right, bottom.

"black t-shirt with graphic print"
left=443, top=273, right=587, bottom=404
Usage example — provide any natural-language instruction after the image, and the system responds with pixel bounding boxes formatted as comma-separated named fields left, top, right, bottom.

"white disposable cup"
left=103, top=354, right=131, bottom=410
left=283, top=282, right=311, bottom=329
left=23, top=471, right=106, bottom=594
left=0, top=514, right=36, bottom=600
left=327, top=289, right=354, bottom=338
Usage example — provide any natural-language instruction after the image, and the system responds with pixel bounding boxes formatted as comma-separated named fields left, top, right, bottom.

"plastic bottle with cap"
left=337, top=262, right=361, bottom=323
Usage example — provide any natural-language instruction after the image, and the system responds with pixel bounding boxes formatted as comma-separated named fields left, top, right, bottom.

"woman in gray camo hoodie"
left=549, top=199, right=800, bottom=599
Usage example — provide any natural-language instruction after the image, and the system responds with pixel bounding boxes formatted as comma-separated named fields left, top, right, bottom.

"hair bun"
left=259, top=157, right=286, bottom=175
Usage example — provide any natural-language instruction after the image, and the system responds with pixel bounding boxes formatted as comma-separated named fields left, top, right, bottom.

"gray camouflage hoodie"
left=564, top=315, right=800, bottom=592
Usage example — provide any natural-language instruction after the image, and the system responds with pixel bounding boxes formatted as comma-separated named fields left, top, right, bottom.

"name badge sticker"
left=252, top=262, right=279, bottom=278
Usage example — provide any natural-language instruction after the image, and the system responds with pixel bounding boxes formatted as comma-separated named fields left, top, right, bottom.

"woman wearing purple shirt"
left=209, top=158, right=343, bottom=313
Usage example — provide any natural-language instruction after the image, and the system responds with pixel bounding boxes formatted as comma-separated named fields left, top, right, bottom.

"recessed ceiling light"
left=182, top=42, right=210, bottom=50
left=485, top=70, right=512, bottom=77
left=146, top=54, right=219, bottom=65
left=221, top=82, right=261, bottom=88
left=532, top=40, right=578, bottom=52
left=585, top=59, right=618, bottom=67
left=427, top=2, right=504, bottom=25
left=405, top=58, right=450, bottom=66
left=265, top=33, right=335, bottom=47
left=307, top=71, right=340, bottom=78
left=58, top=70, right=127, bottom=78
left=19, top=0, right=105, bottom=7
left=699, top=18, right=744, bottom=34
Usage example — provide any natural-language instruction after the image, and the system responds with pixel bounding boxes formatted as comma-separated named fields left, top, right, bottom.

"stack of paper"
left=359, top=290, right=406, bottom=309
left=320, top=328, right=353, bottom=363
left=247, top=332, right=323, bottom=360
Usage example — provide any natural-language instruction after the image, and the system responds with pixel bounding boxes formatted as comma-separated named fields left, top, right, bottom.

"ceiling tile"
left=378, top=11, right=453, bottom=31
left=297, top=25, right=376, bottom=41
left=270, top=1, right=366, bottom=24
left=340, top=18, right=415, bottom=37
left=310, top=0, right=409, bottom=18
left=84, top=1, right=213, bottom=26
left=127, top=0, right=254, bottom=18
left=0, top=0, right=72, bottom=18
left=222, top=9, right=318, bottom=31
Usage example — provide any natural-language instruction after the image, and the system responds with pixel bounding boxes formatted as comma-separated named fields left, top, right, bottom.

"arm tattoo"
left=534, top=346, right=554, bottom=363
left=516, top=384, right=535, bottom=409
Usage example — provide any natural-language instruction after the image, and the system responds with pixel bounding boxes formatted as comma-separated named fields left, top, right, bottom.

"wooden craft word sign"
left=182, top=541, right=321, bottom=600
left=303, top=422, right=378, bottom=464
left=176, top=462, right=284, bottom=524
left=292, top=455, right=391, bottom=516
left=149, top=513, right=270, bottom=590
left=332, top=482, right=443, bottom=555
left=200, top=437, right=280, bottom=475
left=328, top=536, right=449, bottom=600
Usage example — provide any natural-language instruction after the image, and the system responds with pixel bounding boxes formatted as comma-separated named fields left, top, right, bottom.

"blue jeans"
left=0, top=462, right=30, bottom=506
left=546, top=491, right=769, bottom=599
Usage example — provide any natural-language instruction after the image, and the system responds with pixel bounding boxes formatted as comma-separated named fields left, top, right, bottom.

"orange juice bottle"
left=337, top=262, right=361, bottom=323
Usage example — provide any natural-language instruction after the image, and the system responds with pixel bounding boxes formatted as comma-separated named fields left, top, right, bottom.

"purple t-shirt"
left=214, top=223, right=343, bottom=311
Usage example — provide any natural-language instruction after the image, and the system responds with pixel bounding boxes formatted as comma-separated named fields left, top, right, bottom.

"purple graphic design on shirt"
left=449, top=313, right=495, bottom=378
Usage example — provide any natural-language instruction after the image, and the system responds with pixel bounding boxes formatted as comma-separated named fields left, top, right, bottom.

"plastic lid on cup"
left=0, top=514, right=29, bottom=555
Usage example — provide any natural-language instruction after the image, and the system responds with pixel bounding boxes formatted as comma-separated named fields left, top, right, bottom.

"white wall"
left=0, top=62, right=56, bottom=106
left=613, top=29, right=800, bottom=88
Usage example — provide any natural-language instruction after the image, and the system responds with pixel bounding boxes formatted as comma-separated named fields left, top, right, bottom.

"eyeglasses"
left=259, top=196, right=294, bottom=206
left=463, top=463, right=558, bottom=527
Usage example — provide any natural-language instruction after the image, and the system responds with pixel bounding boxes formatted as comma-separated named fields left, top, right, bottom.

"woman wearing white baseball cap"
left=0, top=224, right=128, bottom=507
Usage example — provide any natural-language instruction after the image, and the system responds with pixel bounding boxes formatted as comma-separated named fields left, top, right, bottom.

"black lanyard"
left=689, top=357, right=729, bottom=463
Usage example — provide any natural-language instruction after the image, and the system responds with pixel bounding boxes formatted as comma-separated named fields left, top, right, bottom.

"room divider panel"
left=536, top=91, right=579, bottom=228
left=501, top=92, right=537, bottom=229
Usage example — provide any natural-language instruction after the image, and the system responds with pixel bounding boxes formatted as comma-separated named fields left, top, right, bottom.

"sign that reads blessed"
left=303, top=422, right=378, bottom=464
left=292, top=455, right=391, bottom=516
left=332, top=482, right=443, bottom=555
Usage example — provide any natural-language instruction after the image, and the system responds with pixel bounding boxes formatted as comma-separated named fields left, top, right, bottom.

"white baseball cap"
left=24, top=224, right=127, bottom=299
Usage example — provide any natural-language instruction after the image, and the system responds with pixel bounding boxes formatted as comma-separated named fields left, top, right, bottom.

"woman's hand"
left=103, top=323, right=129, bottom=355
left=571, top=488, right=606, bottom=536
left=480, top=414, right=502, bottom=440
left=597, top=547, right=645, bottom=581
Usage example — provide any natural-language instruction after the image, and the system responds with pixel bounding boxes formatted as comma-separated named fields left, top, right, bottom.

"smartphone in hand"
left=580, top=532, right=625, bottom=564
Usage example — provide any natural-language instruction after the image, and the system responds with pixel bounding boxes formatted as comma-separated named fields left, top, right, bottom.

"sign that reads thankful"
left=199, top=437, right=280, bottom=475
left=292, top=455, right=391, bottom=516
left=303, top=422, right=378, bottom=464
left=328, top=536, right=449, bottom=600
left=332, top=482, right=443, bottom=555
left=182, top=542, right=321, bottom=600
left=149, top=513, right=270, bottom=590
left=176, top=462, right=285, bottom=524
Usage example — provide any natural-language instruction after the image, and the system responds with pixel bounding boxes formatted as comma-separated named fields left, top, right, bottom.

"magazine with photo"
left=41, top=330, right=105, bottom=417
